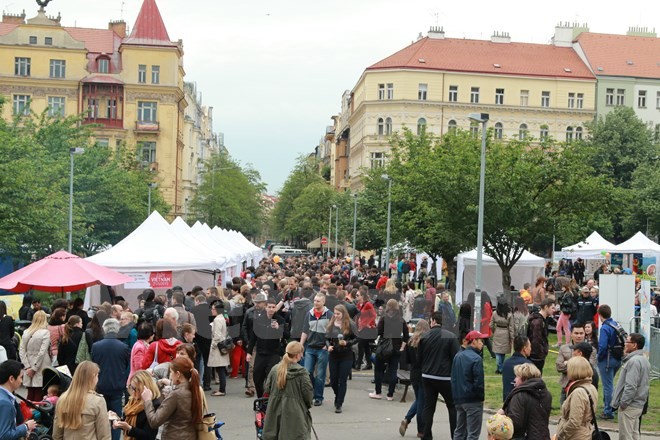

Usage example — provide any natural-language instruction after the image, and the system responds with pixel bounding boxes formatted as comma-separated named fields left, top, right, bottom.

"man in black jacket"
left=501, top=335, right=532, bottom=402
left=417, top=311, right=460, bottom=440
left=527, top=299, right=554, bottom=373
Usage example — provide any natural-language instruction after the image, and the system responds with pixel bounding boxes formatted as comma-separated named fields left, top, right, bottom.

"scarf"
left=123, top=397, right=145, bottom=440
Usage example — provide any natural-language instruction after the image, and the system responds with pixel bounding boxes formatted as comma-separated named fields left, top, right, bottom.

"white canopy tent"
left=170, top=217, right=231, bottom=270
left=190, top=222, right=242, bottom=279
left=613, top=231, right=660, bottom=254
left=213, top=227, right=263, bottom=267
left=561, top=231, right=617, bottom=259
left=456, top=248, right=545, bottom=304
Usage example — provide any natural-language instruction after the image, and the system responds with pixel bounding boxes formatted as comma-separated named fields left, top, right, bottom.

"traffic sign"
left=321, top=237, right=328, bottom=245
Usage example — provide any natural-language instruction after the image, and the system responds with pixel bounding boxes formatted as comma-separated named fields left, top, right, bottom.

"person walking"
left=418, top=311, right=460, bottom=440
left=53, top=361, right=112, bottom=440
left=262, top=341, right=313, bottom=440
left=527, top=299, right=554, bottom=373
left=191, top=294, right=213, bottom=391
left=300, top=293, right=333, bottom=406
left=369, top=299, right=409, bottom=401
left=111, top=370, right=161, bottom=440
left=500, top=363, right=551, bottom=440
left=611, top=333, right=651, bottom=440
left=19, top=310, right=50, bottom=401
left=597, top=304, right=622, bottom=420
left=490, top=301, right=514, bottom=374
left=354, top=286, right=376, bottom=370
left=325, top=304, right=358, bottom=413
left=208, top=302, right=230, bottom=396
left=399, top=319, right=430, bottom=438
left=556, top=286, right=576, bottom=347
left=555, top=356, right=598, bottom=440
left=501, top=336, right=533, bottom=403
left=451, top=330, right=486, bottom=440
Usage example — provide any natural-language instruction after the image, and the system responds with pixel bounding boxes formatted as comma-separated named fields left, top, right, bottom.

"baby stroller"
left=253, top=397, right=269, bottom=439
left=16, top=366, right=72, bottom=440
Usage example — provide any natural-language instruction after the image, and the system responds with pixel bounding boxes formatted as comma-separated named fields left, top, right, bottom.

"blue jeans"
left=405, top=382, right=425, bottom=434
left=598, top=357, right=621, bottom=417
left=495, top=353, right=506, bottom=372
left=304, top=346, right=329, bottom=401
left=374, top=351, right=400, bottom=397
left=104, top=393, right=123, bottom=440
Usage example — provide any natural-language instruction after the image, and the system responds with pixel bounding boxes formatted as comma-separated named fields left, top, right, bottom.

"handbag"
left=75, top=332, right=91, bottom=364
left=217, top=337, right=235, bottom=355
left=375, top=337, right=393, bottom=361
left=579, top=387, right=611, bottom=440
left=149, top=342, right=160, bottom=369
left=197, top=389, right=217, bottom=440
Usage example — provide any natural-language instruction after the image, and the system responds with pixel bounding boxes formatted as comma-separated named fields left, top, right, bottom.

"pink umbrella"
left=0, top=250, right=133, bottom=293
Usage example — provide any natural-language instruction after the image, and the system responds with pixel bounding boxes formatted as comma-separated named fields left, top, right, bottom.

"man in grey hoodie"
left=611, top=333, right=650, bottom=439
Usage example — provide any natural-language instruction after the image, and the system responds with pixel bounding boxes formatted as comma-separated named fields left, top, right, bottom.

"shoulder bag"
left=197, top=389, right=217, bottom=440
left=375, top=337, right=393, bottom=361
left=579, top=387, right=611, bottom=440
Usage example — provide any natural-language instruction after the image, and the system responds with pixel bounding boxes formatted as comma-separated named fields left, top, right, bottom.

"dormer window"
left=97, top=57, right=109, bottom=74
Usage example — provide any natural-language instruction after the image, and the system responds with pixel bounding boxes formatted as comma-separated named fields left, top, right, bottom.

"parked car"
left=270, top=245, right=294, bottom=255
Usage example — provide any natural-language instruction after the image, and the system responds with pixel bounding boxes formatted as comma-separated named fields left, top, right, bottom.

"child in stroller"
left=17, top=366, right=71, bottom=440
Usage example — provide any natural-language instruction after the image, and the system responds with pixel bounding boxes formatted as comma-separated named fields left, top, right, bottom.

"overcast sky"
left=10, top=0, right=658, bottom=193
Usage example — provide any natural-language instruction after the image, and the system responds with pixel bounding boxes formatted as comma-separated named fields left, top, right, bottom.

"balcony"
left=82, top=117, right=124, bottom=129
left=135, top=121, right=160, bottom=132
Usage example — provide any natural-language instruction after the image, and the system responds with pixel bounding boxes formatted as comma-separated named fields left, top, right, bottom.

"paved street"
left=206, top=373, right=657, bottom=440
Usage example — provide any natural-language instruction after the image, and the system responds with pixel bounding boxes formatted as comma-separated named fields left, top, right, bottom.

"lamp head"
left=70, top=147, right=85, bottom=154
left=381, top=173, right=390, bottom=180
left=468, top=113, right=490, bottom=123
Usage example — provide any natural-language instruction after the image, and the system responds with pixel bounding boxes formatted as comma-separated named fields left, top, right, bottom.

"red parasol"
left=0, top=250, right=133, bottom=293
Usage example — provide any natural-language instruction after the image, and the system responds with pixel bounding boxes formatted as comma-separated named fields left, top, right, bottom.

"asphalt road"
left=206, top=372, right=657, bottom=440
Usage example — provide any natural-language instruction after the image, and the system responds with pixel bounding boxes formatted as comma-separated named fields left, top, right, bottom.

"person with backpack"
left=597, top=304, right=625, bottom=420
left=140, top=290, right=165, bottom=328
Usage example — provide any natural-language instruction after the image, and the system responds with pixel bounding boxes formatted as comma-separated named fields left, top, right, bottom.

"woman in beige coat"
left=555, top=356, right=598, bottom=440
left=53, top=361, right=111, bottom=440
left=208, top=302, right=230, bottom=396
left=19, top=310, right=51, bottom=400
left=490, top=301, right=515, bottom=374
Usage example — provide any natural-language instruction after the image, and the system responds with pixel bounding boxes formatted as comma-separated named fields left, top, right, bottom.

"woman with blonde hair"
left=19, top=310, right=51, bottom=400
left=399, top=319, right=430, bottom=437
left=262, top=341, right=313, bottom=440
left=555, top=356, right=597, bottom=440
left=112, top=370, right=161, bottom=440
left=53, top=361, right=111, bottom=440
left=326, top=304, right=358, bottom=413
left=141, top=356, right=202, bottom=440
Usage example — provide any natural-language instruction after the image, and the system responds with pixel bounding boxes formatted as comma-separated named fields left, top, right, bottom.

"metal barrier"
left=651, top=326, right=660, bottom=380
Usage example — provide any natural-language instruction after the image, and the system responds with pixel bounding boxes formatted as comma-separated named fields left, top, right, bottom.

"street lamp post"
left=68, top=147, right=85, bottom=254
left=147, top=183, right=158, bottom=217
left=328, top=206, right=333, bottom=260
left=334, top=205, right=339, bottom=259
left=352, top=194, right=358, bottom=265
left=468, top=112, right=489, bottom=331
left=382, top=174, right=392, bottom=272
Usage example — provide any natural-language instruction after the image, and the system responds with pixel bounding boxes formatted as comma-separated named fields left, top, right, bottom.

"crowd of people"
left=0, top=253, right=654, bottom=440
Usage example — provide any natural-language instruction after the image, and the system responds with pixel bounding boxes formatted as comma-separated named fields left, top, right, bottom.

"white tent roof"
left=210, top=226, right=249, bottom=261
left=170, top=217, right=230, bottom=270
left=561, top=231, right=616, bottom=259
left=458, top=248, right=545, bottom=266
left=212, top=227, right=263, bottom=264
left=86, top=211, right=218, bottom=271
left=190, top=222, right=241, bottom=268
left=613, top=231, right=660, bottom=254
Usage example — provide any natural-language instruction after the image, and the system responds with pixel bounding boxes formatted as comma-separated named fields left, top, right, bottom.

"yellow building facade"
left=0, top=0, right=208, bottom=217
left=347, top=29, right=597, bottom=191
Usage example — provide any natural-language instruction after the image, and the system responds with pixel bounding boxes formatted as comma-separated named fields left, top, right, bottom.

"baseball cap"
left=254, top=293, right=268, bottom=303
left=571, top=341, right=593, bottom=358
left=465, top=330, right=489, bottom=342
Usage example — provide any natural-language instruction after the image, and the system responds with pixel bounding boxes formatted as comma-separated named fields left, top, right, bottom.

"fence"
left=651, top=326, right=660, bottom=380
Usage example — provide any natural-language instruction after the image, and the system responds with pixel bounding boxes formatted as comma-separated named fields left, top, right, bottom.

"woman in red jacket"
left=141, top=320, right=182, bottom=370
left=354, top=287, right=377, bottom=370
left=468, top=291, right=495, bottom=358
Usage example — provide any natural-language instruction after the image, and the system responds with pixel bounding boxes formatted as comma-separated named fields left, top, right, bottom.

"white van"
left=271, top=245, right=293, bottom=255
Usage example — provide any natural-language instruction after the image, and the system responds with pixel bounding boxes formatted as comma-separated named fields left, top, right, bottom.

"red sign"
left=149, top=271, right=173, bottom=289
left=320, top=237, right=328, bottom=245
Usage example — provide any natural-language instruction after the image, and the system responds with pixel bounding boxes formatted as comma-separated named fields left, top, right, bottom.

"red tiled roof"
left=368, top=37, right=595, bottom=79
left=575, top=32, right=660, bottom=79
left=0, top=23, right=18, bottom=36
left=125, top=0, right=174, bottom=46
left=65, top=27, right=117, bottom=53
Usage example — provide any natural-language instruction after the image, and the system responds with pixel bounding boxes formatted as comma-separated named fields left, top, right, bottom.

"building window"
left=49, top=59, right=66, bottom=78
left=448, top=120, right=457, bottom=133
left=87, top=98, right=98, bottom=118
left=657, top=91, right=660, bottom=109
left=385, top=117, right=392, bottom=135
left=469, top=121, right=479, bottom=138
left=495, top=88, right=504, bottom=105
left=370, top=152, right=385, bottom=169
left=44, top=37, right=52, bottom=45
left=152, top=65, right=160, bottom=84
left=47, top=96, right=65, bottom=117
left=418, top=84, right=427, bottom=101
left=386, top=83, right=394, bottom=100
left=540, top=125, right=549, bottom=141
left=575, top=126, right=583, bottom=140
left=107, top=99, right=117, bottom=119
left=566, top=126, right=573, bottom=142
left=14, top=57, right=31, bottom=76
left=29, top=36, right=37, bottom=44
left=138, top=101, right=158, bottom=122
left=448, top=86, right=458, bottom=102
left=494, top=122, right=503, bottom=139
left=139, top=141, right=157, bottom=163
left=638, top=90, right=647, bottom=108
left=98, top=58, right=109, bottom=73
left=13, top=95, right=30, bottom=116
left=470, top=87, right=480, bottom=104
left=417, top=118, right=427, bottom=135
left=576, top=93, right=584, bottom=109
left=541, top=91, right=550, bottom=107
left=616, top=89, right=625, bottom=106
left=520, top=90, right=529, bottom=106
left=138, top=64, right=147, bottom=83
left=377, top=117, right=385, bottom=135
left=378, top=84, right=385, bottom=100
left=519, top=124, right=528, bottom=140
left=568, top=92, right=575, bottom=108
left=96, top=138, right=110, bottom=147
left=605, top=88, right=614, bottom=106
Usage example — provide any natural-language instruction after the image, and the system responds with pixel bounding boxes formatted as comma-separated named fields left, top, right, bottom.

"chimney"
left=428, top=26, right=445, bottom=39
left=109, top=20, right=126, bottom=38
left=552, top=21, right=589, bottom=46
left=491, top=31, right=511, bottom=43
left=3, top=10, right=26, bottom=24
left=626, top=26, right=657, bottom=37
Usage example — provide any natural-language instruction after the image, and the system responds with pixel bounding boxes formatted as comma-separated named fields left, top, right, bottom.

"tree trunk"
left=501, top=267, right=512, bottom=297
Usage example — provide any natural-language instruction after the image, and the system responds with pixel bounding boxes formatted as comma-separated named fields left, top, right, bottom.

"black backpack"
left=142, top=304, right=162, bottom=327
left=604, top=321, right=628, bottom=360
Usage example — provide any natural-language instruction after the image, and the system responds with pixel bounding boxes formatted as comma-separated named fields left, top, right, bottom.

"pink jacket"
left=128, top=340, right=149, bottom=384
